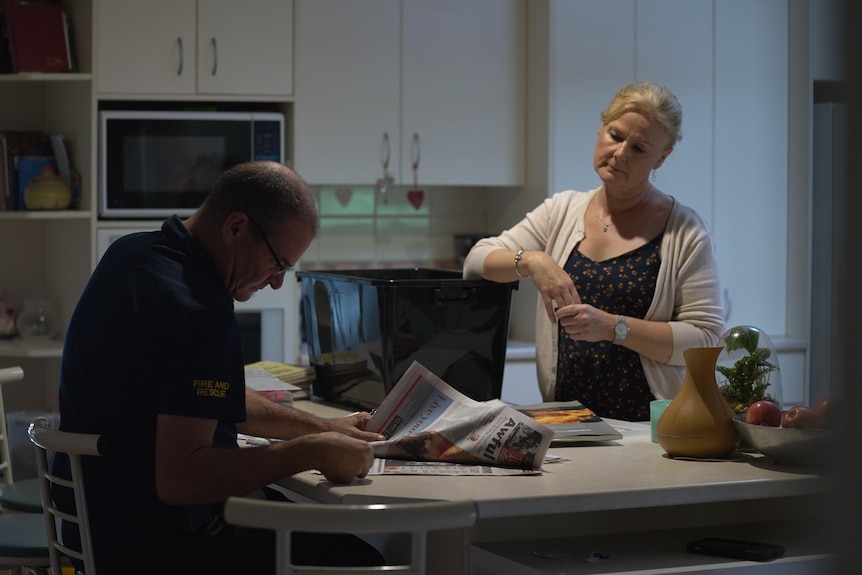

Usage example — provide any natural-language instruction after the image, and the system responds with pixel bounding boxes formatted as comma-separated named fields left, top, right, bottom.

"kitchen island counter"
left=277, top=401, right=837, bottom=573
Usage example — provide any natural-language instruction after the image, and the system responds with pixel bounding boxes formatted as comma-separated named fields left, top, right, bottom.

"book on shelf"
left=0, top=136, right=8, bottom=210
left=0, top=3, right=12, bottom=74
left=15, top=155, right=57, bottom=210
left=49, top=134, right=72, bottom=186
left=514, top=400, right=623, bottom=443
left=5, top=1, right=73, bottom=73
left=0, top=131, right=53, bottom=211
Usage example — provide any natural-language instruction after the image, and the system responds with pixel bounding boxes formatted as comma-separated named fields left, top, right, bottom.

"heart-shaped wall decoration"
left=407, top=189, right=424, bottom=210
left=335, top=187, right=353, bottom=207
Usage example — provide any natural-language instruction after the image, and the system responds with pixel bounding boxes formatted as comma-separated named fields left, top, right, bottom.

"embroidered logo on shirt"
left=193, top=379, right=231, bottom=398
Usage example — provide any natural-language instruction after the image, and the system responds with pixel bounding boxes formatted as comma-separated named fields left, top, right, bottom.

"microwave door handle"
left=176, top=37, right=183, bottom=76
left=211, top=37, right=218, bottom=76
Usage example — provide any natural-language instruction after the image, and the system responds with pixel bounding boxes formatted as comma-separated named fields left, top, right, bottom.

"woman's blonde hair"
left=600, top=82, right=683, bottom=150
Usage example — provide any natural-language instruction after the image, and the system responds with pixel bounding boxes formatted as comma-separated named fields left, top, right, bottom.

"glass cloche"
left=15, top=297, right=59, bottom=340
left=715, top=325, right=782, bottom=413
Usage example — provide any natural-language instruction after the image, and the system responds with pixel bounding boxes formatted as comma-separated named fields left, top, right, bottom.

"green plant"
left=716, top=326, right=780, bottom=413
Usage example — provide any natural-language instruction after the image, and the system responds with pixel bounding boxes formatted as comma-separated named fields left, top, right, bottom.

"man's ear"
left=222, top=211, right=248, bottom=246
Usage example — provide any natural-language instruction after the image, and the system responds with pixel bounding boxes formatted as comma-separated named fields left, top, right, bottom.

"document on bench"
left=364, top=361, right=554, bottom=474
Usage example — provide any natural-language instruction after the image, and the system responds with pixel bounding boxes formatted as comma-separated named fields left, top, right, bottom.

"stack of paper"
left=244, top=367, right=301, bottom=406
left=244, top=361, right=316, bottom=400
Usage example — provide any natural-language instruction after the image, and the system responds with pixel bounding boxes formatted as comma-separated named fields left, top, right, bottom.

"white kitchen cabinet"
left=712, top=0, right=789, bottom=336
left=547, top=0, right=713, bottom=222
left=97, top=0, right=293, bottom=97
left=294, top=0, right=525, bottom=186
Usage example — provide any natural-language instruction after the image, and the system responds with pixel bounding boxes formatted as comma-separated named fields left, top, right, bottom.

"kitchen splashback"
left=299, top=185, right=493, bottom=269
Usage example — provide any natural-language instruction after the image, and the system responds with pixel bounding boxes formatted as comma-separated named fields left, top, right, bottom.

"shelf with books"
left=0, top=0, right=91, bottom=412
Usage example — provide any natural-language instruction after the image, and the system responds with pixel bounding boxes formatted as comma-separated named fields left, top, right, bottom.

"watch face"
left=614, top=317, right=629, bottom=340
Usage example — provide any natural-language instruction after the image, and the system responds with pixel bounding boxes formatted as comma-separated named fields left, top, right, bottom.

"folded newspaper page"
left=365, top=361, right=554, bottom=470
left=367, top=459, right=543, bottom=476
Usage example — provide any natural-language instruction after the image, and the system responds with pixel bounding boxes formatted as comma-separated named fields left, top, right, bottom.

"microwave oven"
left=99, top=110, right=285, bottom=219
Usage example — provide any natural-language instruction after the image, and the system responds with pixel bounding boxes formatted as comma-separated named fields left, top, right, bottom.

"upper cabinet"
left=97, top=0, right=293, bottom=97
left=293, top=0, right=525, bottom=187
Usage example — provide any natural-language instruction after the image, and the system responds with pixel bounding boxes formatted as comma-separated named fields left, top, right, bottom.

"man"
left=55, top=161, right=385, bottom=573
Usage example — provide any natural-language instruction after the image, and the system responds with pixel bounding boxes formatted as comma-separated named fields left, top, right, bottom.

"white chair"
left=223, top=497, right=478, bottom=575
left=28, top=416, right=103, bottom=575
left=0, top=367, right=52, bottom=575
left=0, top=366, right=45, bottom=514
left=0, top=515, right=50, bottom=575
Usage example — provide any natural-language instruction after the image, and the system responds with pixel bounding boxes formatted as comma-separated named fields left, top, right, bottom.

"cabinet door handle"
left=381, top=132, right=390, bottom=172
left=411, top=133, right=421, bottom=170
left=177, top=37, right=183, bottom=76
left=211, top=37, right=218, bottom=76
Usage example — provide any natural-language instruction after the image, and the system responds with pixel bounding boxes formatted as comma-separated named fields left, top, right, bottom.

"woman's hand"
left=555, top=303, right=614, bottom=342
left=523, top=251, right=582, bottom=322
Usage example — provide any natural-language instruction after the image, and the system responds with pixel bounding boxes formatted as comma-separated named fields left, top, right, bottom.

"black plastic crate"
left=297, top=268, right=517, bottom=410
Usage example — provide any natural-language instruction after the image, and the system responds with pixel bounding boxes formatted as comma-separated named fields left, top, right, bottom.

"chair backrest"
left=223, top=497, right=478, bottom=575
left=28, top=416, right=103, bottom=575
left=0, top=366, right=25, bottom=484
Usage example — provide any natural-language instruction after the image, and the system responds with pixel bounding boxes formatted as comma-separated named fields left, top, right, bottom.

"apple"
left=746, top=400, right=782, bottom=426
left=813, top=396, right=841, bottom=428
left=780, top=405, right=822, bottom=429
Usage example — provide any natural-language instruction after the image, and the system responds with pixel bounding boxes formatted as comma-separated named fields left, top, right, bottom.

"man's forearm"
left=238, top=388, right=329, bottom=439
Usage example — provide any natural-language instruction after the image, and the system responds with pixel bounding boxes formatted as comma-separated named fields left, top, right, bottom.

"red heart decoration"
left=407, top=189, right=424, bottom=210
left=335, top=187, right=352, bottom=207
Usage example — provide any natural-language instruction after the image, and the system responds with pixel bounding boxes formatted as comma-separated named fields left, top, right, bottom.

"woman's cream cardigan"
left=463, top=188, right=725, bottom=402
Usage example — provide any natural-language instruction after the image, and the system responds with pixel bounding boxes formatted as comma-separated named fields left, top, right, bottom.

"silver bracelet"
left=514, top=249, right=528, bottom=278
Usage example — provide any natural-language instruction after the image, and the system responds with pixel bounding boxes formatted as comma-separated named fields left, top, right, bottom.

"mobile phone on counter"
left=686, top=537, right=785, bottom=562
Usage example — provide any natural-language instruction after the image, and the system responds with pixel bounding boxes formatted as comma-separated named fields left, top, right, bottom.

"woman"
left=463, top=82, right=724, bottom=421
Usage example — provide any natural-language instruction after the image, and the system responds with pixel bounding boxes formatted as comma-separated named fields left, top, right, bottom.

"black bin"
left=297, top=268, right=517, bottom=410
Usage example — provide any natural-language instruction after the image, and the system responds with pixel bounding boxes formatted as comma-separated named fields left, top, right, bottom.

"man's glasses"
left=247, top=215, right=291, bottom=274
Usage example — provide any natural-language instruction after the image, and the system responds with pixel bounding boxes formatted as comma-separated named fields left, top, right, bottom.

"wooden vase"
left=656, top=346, right=740, bottom=459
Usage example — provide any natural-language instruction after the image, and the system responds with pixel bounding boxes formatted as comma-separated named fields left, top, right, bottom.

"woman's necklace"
left=594, top=189, right=653, bottom=233
left=596, top=213, right=613, bottom=233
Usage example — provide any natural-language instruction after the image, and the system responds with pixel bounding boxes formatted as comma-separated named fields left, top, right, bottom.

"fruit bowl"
left=732, top=414, right=837, bottom=468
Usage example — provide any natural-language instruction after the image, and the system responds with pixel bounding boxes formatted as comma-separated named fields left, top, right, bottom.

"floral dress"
left=554, top=234, right=662, bottom=421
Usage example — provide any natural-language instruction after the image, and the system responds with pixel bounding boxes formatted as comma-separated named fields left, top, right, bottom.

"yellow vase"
left=24, top=168, right=72, bottom=210
left=656, top=346, right=740, bottom=459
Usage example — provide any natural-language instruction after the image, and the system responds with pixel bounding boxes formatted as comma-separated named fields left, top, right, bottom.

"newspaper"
left=365, top=361, right=554, bottom=471
left=367, top=459, right=542, bottom=476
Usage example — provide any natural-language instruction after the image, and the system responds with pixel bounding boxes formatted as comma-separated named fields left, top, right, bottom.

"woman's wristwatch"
left=613, top=315, right=630, bottom=344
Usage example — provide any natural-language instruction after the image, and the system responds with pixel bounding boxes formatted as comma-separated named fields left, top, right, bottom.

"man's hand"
left=329, top=411, right=386, bottom=442
left=305, top=431, right=376, bottom=484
